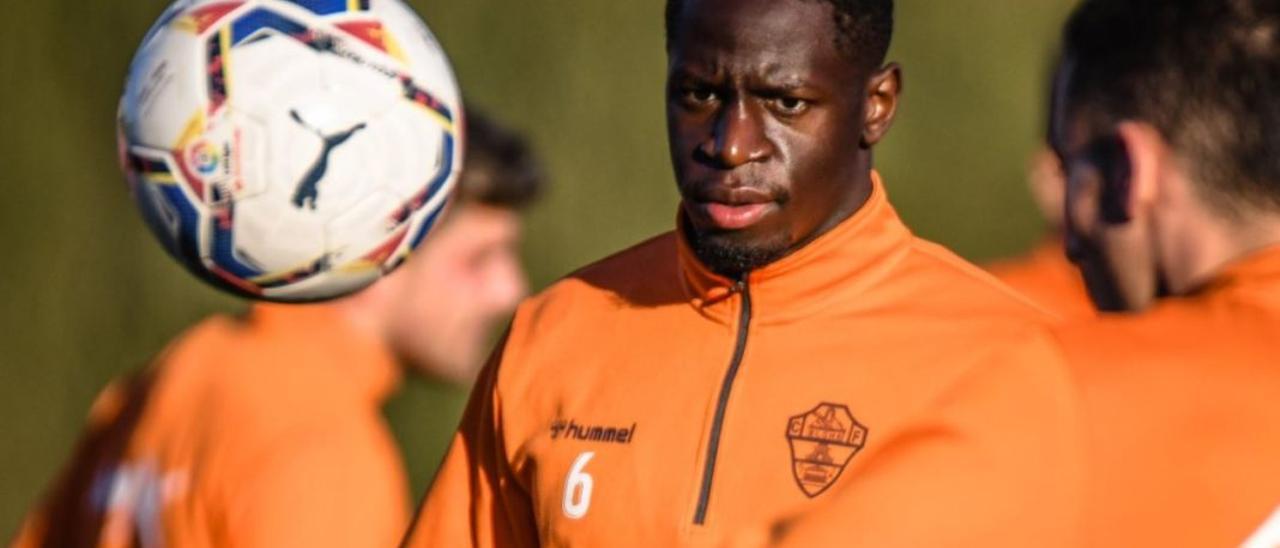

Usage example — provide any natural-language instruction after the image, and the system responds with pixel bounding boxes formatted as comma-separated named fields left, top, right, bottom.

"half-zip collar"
left=677, top=171, right=914, bottom=325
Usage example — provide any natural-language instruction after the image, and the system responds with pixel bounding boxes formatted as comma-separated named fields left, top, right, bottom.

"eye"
left=681, top=88, right=719, bottom=107
left=769, top=96, right=809, bottom=115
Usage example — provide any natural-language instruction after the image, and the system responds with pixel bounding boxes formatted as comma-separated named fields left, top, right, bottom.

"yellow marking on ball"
left=384, top=34, right=410, bottom=66
left=174, top=110, right=207, bottom=148
left=410, top=101, right=455, bottom=132
left=148, top=173, right=179, bottom=185
left=219, top=25, right=233, bottom=96
left=337, top=260, right=379, bottom=275
left=249, top=252, right=343, bottom=285
left=174, top=16, right=199, bottom=34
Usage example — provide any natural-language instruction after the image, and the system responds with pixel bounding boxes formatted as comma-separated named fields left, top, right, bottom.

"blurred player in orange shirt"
left=403, top=0, right=1083, bottom=546
left=1047, top=0, right=1280, bottom=545
left=985, top=146, right=1095, bottom=319
left=768, top=1, right=1280, bottom=546
left=9, top=110, right=544, bottom=548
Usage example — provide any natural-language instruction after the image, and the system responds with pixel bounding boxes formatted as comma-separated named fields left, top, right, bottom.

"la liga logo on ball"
left=118, top=0, right=463, bottom=302
left=188, top=140, right=223, bottom=177
left=178, top=123, right=245, bottom=201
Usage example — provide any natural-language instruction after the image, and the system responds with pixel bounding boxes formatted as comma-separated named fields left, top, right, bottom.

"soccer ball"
left=119, top=0, right=463, bottom=302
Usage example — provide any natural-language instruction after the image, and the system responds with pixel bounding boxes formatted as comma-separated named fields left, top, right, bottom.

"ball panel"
left=121, top=26, right=207, bottom=150
left=126, top=146, right=210, bottom=267
left=220, top=23, right=325, bottom=124
left=280, top=0, right=362, bottom=16
left=344, top=100, right=435, bottom=202
left=262, top=268, right=379, bottom=302
left=324, top=190, right=407, bottom=266
left=229, top=189, right=329, bottom=273
left=367, top=0, right=460, bottom=108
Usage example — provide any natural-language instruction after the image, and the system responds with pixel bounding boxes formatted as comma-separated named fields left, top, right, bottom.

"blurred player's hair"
left=1059, top=0, right=1280, bottom=215
left=663, top=0, right=894, bottom=73
left=456, top=109, right=545, bottom=209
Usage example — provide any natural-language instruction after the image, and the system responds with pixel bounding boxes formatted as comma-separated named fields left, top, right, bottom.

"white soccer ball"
left=119, top=0, right=463, bottom=302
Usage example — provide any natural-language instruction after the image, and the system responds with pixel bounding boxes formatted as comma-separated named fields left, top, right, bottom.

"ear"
left=862, top=63, right=902, bottom=146
left=1113, top=121, right=1163, bottom=221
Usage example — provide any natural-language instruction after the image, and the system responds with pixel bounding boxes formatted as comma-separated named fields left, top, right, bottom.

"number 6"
left=562, top=452, right=595, bottom=520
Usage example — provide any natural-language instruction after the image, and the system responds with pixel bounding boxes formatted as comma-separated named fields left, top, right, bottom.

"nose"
left=698, top=99, right=772, bottom=168
left=485, top=252, right=527, bottom=315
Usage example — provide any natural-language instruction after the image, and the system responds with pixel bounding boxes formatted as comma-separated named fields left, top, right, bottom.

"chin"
left=688, top=227, right=791, bottom=278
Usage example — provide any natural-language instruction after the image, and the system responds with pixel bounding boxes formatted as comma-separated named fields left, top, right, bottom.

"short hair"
left=1059, top=0, right=1280, bottom=213
left=455, top=109, right=545, bottom=209
left=664, top=0, right=894, bottom=73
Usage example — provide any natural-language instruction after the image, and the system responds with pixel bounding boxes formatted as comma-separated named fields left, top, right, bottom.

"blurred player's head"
left=1052, top=0, right=1280, bottom=311
left=1028, top=58, right=1069, bottom=232
left=664, top=0, right=898, bottom=277
left=1028, top=146, right=1067, bottom=231
left=353, top=110, right=544, bottom=383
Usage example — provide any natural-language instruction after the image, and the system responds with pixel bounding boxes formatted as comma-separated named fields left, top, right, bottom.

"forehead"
left=670, top=0, right=851, bottom=79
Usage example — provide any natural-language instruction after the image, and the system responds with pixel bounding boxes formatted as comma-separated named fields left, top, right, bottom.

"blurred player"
left=985, top=147, right=1095, bottom=319
left=759, top=0, right=1280, bottom=546
left=10, top=110, right=544, bottom=548
left=403, top=0, right=1082, bottom=546
left=1047, top=0, right=1280, bottom=545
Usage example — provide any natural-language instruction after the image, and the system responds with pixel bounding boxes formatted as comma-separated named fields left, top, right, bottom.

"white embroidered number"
left=562, top=452, right=595, bottom=520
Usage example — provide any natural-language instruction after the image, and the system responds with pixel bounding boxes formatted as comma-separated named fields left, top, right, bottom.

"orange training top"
left=404, top=173, right=1083, bottom=548
left=11, top=304, right=408, bottom=548
left=986, top=235, right=1096, bottom=320
left=1053, top=245, right=1280, bottom=548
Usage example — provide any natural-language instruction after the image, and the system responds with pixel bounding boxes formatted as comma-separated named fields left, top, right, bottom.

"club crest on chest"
left=786, top=403, right=868, bottom=498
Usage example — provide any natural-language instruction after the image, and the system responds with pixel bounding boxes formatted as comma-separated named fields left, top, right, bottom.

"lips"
left=686, top=185, right=779, bottom=231
left=698, top=202, right=778, bottom=230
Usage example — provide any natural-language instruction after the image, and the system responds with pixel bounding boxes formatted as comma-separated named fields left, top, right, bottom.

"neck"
left=1162, top=207, right=1280, bottom=293
left=783, top=166, right=876, bottom=261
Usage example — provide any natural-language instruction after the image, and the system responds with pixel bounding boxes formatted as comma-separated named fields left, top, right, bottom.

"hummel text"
left=550, top=419, right=637, bottom=445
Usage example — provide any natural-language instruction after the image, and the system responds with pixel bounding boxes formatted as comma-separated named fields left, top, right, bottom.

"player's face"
left=666, top=0, right=890, bottom=276
left=388, top=204, right=527, bottom=383
left=1028, top=147, right=1067, bottom=230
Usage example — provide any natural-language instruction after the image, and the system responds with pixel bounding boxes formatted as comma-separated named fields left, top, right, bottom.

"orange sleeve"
left=401, top=338, right=539, bottom=548
left=223, top=424, right=409, bottom=548
left=756, top=330, right=1084, bottom=548
left=6, top=377, right=144, bottom=548
left=7, top=514, right=45, bottom=548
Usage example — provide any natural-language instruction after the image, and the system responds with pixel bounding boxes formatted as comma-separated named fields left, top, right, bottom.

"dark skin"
left=667, top=0, right=901, bottom=277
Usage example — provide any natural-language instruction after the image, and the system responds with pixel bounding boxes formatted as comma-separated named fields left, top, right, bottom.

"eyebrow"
left=669, top=65, right=813, bottom=88
left=758, top=78, right=809, bottom=91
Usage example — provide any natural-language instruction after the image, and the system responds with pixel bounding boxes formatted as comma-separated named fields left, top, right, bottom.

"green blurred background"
left=0, top=0, right=1075, bottom=536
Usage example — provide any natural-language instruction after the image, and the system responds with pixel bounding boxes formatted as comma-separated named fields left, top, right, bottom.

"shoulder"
left=1050, top=302, right=1200, bottom=370
left=510, top=232, right=682, bottom=337
left=894, top=238, right=1058, bottom=324
left=533, top=232, right=679, bottom=306
left=150, top=314, right=243, bottom=369
left=153, top=314, right=386, bottom=446
left=865, top=240, right=1075, bottom=419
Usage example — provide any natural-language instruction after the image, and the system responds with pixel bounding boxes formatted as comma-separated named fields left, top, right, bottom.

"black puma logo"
left=290, top=109, right=366, bottom=210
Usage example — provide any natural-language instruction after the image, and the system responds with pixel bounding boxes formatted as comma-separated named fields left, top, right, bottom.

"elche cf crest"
left=786, top=403, right=868, bottom=498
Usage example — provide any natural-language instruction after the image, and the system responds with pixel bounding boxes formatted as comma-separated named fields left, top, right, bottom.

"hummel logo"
left=551, top=419, right=637, bottom=445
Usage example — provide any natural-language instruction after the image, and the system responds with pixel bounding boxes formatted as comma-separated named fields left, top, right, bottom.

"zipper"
left=693, top=277, right=753, bottom=525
